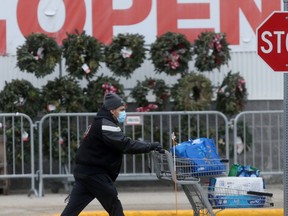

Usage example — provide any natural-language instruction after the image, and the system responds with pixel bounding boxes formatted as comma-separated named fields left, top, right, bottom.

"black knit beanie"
left=104, top=93, right=125, bottom=110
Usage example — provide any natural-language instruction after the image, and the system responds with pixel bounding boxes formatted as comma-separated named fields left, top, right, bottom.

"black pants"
left=61, top=173, right=124, bottom=216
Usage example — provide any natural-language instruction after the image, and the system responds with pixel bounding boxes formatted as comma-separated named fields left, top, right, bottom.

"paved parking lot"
left=0, top=184, right=283, bottom=216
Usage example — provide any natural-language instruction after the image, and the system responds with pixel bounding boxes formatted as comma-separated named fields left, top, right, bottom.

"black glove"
left=149, top=142, right=162, bottom=151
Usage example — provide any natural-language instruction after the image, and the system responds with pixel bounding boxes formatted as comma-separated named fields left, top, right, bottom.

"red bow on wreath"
left=136, top=104, right=158, bottom=112
left=167, top=51, right=180, bottom=69
left=102, top=83, right=118, bottom=94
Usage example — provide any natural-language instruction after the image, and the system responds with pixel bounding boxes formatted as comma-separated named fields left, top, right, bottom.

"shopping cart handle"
left=220, top=159, right=229, bottom=163
left=157, top=149, right=165, bottom=154
left=247, top=191, right=273, bottom=197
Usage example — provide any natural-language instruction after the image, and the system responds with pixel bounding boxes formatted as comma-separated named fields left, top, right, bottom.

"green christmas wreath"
left=62, top=31, right=103, bottom=80
left=193, top=31, right=231, bottom=72
left=0, top=79, right=41, bottom=118
left=16, top=33, right=62, bottom=78
left=216, top=71, right=248, bottom=117
left=83, top=75, right=125, bottom=112
left=41, top=76, right=84, bottom=113
left=2, top=121, right=32, bottom=163
left=130, top=77, right=171, bottom=111
left=150, top=32, right=192, bottom=76
left=42, top=126, right=78, bottom=162
left=171, top=73, right=213, bottom=111
left=104, top=33, right=146, bottom=79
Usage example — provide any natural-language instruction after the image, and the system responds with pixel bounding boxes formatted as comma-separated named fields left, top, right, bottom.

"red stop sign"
left=257, top=11, right=288, bottom=72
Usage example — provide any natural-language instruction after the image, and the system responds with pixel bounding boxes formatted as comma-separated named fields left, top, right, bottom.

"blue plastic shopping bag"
left=171, top=138, right=226, bottom=176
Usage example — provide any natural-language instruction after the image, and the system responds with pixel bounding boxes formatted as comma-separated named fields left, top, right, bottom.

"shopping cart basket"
left=151, top=150, right=274, bottom=216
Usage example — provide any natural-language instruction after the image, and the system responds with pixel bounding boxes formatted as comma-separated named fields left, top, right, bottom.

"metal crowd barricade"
left=0, top=113, right=37, bottom=196
left=37, top=111, right=229, bottom=197
left=2, top=110, right=284, bottom=197
left=233, top=110, right=284, bottom=176
left=122, top=111, right=230, bottom=178
left=37, top=113, right=95, bottom=197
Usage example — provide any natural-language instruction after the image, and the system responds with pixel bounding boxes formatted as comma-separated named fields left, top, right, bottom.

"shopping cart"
left=151, top=150, right=274, bottom=216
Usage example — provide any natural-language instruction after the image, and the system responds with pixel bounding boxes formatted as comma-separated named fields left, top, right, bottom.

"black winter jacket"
left=74, top=107, right=152, bottom=181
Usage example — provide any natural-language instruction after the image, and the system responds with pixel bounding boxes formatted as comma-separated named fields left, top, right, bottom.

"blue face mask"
left=117, top=111, right=126, bottom=123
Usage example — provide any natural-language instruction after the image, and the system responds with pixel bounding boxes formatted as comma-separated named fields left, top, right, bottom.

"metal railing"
left=37, top=113, right=95, bottom=196
left=0, top=111, right=284, bottom=197
left=36, top=111, right=229, bottom=196
left=0, top=113, right=37, bottom=196
left=233, top=110, right=284, bottom=175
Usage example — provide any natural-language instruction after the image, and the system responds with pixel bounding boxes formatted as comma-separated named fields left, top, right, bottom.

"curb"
left=53, top=209, right=284, bottom=216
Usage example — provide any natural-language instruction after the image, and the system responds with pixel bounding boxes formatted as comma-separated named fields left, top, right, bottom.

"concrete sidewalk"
left=0, top=184, right=283, bottom=216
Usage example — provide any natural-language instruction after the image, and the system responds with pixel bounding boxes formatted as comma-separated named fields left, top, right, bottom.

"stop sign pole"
left=284, top=1, right=288, bottom=215
left=257, top=2, right=288, bottom=214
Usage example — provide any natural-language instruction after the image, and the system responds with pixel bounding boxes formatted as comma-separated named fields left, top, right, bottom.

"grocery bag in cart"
left=171, top=138, right=226, bottom=177
left=228, top=163, right=260, bottom=177
left=208, top=177, right=272, bottom=208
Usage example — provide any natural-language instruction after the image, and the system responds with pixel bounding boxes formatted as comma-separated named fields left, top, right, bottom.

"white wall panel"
left=0, top=55, right=61, bottom=89
left=231, top=52, right=283, bottom=100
